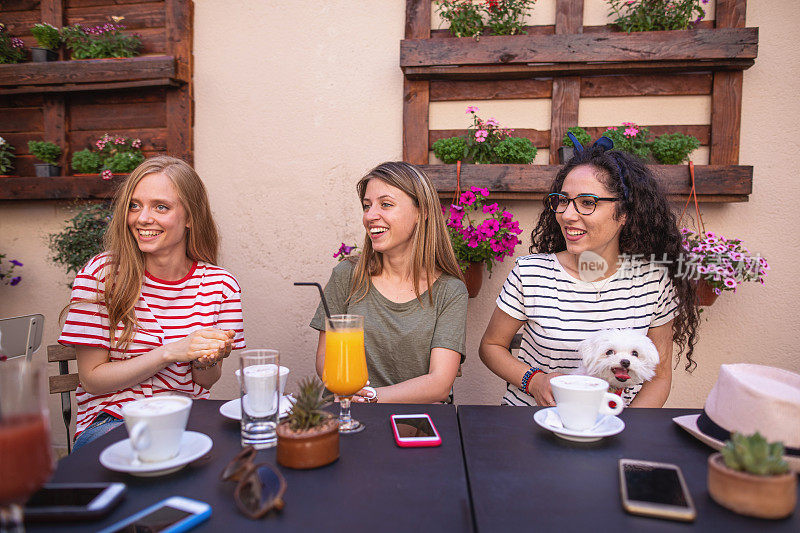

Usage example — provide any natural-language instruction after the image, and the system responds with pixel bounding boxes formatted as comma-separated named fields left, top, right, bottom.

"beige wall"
left=1, top=1, right=798, bottom=451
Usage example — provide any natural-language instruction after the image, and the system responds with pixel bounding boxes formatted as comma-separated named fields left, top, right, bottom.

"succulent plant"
left=721, top=431, right=790, bottom=476
left=286, top=377, right=332, bottom=431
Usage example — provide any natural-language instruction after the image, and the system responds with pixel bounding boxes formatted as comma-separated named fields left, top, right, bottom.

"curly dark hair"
left=530, top=145, right=699, bottom=371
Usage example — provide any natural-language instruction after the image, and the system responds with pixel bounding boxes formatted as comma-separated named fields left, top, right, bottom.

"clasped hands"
left=165, top=327, right=236, bottom=369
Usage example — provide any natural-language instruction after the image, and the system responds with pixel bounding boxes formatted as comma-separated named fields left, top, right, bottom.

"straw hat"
left=673, top=363, right=800, bottom=471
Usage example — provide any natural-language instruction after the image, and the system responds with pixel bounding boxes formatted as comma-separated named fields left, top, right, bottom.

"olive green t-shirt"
left=310, top=260, right=468, bottom=388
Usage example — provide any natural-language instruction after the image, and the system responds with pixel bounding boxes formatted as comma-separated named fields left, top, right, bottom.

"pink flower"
left=466, top=106, right=479, bottom=114
left=101, top=169, right=113, bottom=180
left=475, top=137, right=485, bottom=143
left=460, top=191, right=476, bottom=206
left=131, top=139, right=142, bottom=149
left=482, top=203, right=498, bottom=214
left=470, top=186, right=489, bottom=197
left=623, top=127, right=639, bottom=137
left=723, top=278, right=737, bottom=288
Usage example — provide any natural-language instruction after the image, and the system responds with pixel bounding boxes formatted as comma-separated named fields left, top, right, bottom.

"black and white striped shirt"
left=496, top=253, right=678, bottom=406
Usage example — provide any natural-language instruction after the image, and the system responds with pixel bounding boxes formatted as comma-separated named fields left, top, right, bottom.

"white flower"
left=0, top=137, right=6, bottom=145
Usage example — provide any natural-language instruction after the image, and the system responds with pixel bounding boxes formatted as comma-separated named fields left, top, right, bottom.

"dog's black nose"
left=620, top=359, right=630, bottom=368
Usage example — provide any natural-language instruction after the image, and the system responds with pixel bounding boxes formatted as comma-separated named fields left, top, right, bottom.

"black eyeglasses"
left=221, top=446, right=287, bottom=519
left=546, top=193, right=619, bottom=215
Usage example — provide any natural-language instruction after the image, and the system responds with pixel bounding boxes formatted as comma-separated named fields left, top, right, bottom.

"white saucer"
left=533, top=407, right=625, bottom=442
left=219, top=395, right=294, bottom=421
left=99, top=431, right=213, bottom=477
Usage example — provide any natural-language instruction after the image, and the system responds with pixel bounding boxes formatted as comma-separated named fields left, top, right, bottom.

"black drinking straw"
left=294, top=282, right=332, bottom=320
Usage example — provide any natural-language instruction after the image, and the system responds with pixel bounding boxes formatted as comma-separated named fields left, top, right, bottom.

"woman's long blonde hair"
left=349, top=162, right=463, bottom=304
left=67, top=156, right=219, bottom=350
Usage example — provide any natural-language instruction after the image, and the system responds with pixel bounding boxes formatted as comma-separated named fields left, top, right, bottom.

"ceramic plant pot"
left=463, top=262, right=483, bottom=298
left=558, top=146, right=574, bottom=164
left=707, top=453, right=797, bottom=519
left=34, top=164, right=61, bottom=177
left=696, top=279, right=720, bottom=306
left=31, top=48, right=58, bottom=62
left=276, top=417, right=339, bottom=469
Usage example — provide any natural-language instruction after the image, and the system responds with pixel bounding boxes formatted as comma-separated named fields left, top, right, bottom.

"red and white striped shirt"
left=59, top=253, right=246, bottom=438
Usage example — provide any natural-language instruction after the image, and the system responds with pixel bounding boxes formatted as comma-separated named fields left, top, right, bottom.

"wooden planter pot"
left=276, top=417, right=339, bottom=469
left=463, top=262, right=483, bottom=298
left=696, top=279, right=720, bottom=306
left=708, top=453, right=797, bottom=519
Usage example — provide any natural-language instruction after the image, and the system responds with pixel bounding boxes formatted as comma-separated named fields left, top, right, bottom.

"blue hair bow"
left=565, top=133, right=629, bottom=200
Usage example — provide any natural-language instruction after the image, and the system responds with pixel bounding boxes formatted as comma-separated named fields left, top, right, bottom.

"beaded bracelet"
left=191, top=359, right=218, bottom=370
left=521, top=367, right=543, bottom=395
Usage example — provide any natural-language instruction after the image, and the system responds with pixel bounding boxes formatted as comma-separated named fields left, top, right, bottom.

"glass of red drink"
left=0, top=358, right=53, bottom=532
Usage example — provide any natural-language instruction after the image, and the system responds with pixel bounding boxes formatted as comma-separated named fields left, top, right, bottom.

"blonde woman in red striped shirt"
left=60, top=156, right=245, bottom=450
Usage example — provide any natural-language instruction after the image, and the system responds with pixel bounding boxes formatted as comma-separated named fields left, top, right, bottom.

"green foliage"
left=49, top=203, right=113, bottom=280
left=62, top=22, right=141, bottom=59
left=433, top=137, right=469, bottom=164
left=607, top=0, right=707, bottom=32
left=0, top=22, right=25, bottom=64
left=286, top=377, right=332, bottom=432
left=650, top=133, right=700, bottom=164
left=71, top=149, right=103, bottom=174
left=435, top=1, right=484, bottom=39
left=27, top=141, right=62, bottom=165
left=603, top=124, right=652, bottom=161
left=721, top=432, right=790, bottom=476
left=30, top=23, right=62, bottom=50
left=562, top=127, right=592, bottom=148
left=493, top=136, right=536, bottom=164
left=0, top=136, right=15, bottom=174
left=104, top=151, right=144, bottom=173
left=484, top=0, right=533, bottom=36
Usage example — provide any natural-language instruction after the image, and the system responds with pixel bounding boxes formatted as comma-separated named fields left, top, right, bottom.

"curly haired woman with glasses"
left=479, top=137, right=699, bottom=408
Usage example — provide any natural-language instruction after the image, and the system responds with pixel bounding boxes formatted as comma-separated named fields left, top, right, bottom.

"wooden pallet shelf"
left=422, top=164, right=752, bottom=203
left=0, top=55, right=187, bottom=95
left=401, top=28, right=758, bottom=80
left=0, top=176, right=124, bottom=201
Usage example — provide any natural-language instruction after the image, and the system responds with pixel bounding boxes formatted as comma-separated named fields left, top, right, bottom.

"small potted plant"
left=435, top=0, right=536, bottom=39
left=432, top=107, right=536, bottom=164
left=607, top=0, right=708, bottom=33
left=276, top=377, right=339, bottom=470
left=443, top=187, right=523, bottom=297
left=708, top=432, right=796, bottom=519
left=650, top=133, right=701, bottom=165
left=0, top=23, right=25, bottom=64
left=681, top=228, right=769, bottom=306
left=27, top=141, right=62, bottom=177
left=62, top=18, right=141, bottom=60
left=30, top=23, right=62, bottom=62
left=71, top=133, right=144, bottom=179
left=0, top=136, right=15, bottom=176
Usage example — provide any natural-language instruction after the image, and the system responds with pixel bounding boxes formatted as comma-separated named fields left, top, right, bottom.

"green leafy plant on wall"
left=0, top=22, right=25, bottom=64
left=28, top=141, right=62, bottom=165
left=607, top=0, right=708, bottom=32
left=0, top=136, right=15, bottom=174
left=62, top=17, right=141, bottom=59
left=564, top=124, right=701, bottom=164
left=30, top=23, right=62, bottom=50
left=49, top=203, right=113, bottom=283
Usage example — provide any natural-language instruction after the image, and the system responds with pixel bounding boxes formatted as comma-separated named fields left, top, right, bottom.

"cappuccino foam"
left=551, top=376, right=606, bottom=391
left=125, top=398, right=188, bottom=416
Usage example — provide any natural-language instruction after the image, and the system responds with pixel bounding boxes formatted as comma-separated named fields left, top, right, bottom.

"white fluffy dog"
left=574, top=329, right=659, bottom=390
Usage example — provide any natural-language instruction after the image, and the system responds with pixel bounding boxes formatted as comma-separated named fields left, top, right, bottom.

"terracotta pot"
left=696, top=278, right=720, bottom=306
left=276, top=417, right=339, bottom=469
left=707, top=453, right=797, bottom=519
left=463, top=262, right=483, bottom=298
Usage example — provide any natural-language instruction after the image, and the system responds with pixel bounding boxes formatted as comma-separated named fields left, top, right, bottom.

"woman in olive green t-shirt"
left=310, top=162, right=468, bottom=403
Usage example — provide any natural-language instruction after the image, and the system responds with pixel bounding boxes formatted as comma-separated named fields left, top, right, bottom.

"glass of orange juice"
left=323, top=314, right=368, bottom=433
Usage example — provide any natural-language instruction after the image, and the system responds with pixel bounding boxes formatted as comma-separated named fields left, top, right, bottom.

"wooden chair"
left=47, top=344, right=79, bottom=453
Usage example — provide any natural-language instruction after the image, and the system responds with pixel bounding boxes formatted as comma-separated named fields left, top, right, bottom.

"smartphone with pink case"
left=390, top=413, right=441, bottom=447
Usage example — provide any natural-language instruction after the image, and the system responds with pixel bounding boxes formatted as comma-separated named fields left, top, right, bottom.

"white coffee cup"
left=235, top=364, right=289, bottom=396
left=121, top=396, right=192, bottom=463
left=551, top=375, right=624, bottom=431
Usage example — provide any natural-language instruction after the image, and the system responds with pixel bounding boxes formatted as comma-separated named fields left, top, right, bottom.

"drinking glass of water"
left=239, top=350, right=281, bottom=449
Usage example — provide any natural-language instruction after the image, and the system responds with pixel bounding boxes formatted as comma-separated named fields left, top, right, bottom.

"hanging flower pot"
left=696, top=279, right=719, bottom=307
left=464, top=262, right=483, bottom=298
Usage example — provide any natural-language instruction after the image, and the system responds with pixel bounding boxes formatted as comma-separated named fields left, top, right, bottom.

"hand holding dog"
left=527, top=371, right=566, bottom=406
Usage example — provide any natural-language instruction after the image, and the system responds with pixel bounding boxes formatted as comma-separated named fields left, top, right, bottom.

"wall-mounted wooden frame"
left=401, top=0, right=756, bottom=202
left=0, top=0, right=193, bottom=201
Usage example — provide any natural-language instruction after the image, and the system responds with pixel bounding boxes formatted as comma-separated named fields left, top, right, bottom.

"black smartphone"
left=25, top=482, right=126, bottom=521
left=619, top=459, right=696, bottom=522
